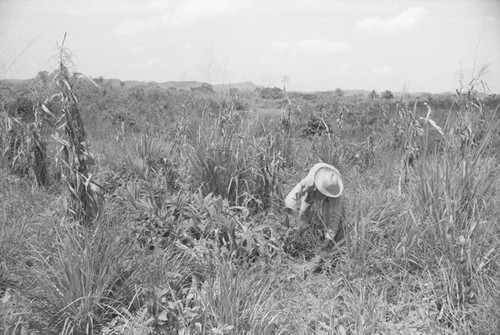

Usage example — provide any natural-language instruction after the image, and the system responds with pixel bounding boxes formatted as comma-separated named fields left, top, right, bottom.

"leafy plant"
left=189, top=114, right=283, bottom=212
left=414, top=88, right=500, bottom=331
left=197, top=257, right=283, bottom=334
left=392, top=99, right=445, bottom=194
left=2, top=96, right=49, bottom=186
left=30, top=219, right=140, bottom=335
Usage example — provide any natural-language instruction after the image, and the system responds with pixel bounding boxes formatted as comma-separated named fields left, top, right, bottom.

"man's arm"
left=323, top=196, right=342, bottom=239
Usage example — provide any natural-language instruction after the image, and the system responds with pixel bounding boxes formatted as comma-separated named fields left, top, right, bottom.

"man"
left=284, top=162, right=345, bottom=248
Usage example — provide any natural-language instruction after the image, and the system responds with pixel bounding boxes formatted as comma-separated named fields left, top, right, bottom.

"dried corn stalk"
left=52, top=35, right=103, bottom=226
left=2, top=96, right=49, bottom=187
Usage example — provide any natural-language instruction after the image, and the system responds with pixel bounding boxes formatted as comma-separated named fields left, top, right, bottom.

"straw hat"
left=313, top=165, right=343, bottom=198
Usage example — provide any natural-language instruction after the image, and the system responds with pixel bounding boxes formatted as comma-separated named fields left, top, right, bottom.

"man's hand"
left=324, top=229, right=336, bottom=241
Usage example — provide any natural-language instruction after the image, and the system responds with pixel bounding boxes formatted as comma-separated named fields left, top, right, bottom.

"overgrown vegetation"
left=1, top=47, right=499, bottom=334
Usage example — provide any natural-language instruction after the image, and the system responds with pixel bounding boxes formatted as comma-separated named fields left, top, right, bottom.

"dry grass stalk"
left=53, top=35, right=103, bottom=226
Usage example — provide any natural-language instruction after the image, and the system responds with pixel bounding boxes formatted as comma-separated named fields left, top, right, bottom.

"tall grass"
left=195, top=255, right=284, bottom=334
left=188, top=113, right=283, bottom=212
left=412, top=94, right=500, bottom=332
left=29, top=218, right=140, bottom=334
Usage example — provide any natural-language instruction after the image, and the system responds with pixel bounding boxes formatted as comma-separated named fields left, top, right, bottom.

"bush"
left=259, top=87, right=284, bottom=100
left=189, top=117, right=282, bottom=212
left=2, top=96, right=49, bottom=186
left=301, top=115, right=331, bottom=137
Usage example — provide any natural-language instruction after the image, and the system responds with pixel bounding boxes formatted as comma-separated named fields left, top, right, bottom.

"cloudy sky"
left=1, top=0, right=499, bottom=93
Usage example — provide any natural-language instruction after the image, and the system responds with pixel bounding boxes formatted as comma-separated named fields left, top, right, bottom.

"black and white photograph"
left=1, top=0, right=499, bottom=334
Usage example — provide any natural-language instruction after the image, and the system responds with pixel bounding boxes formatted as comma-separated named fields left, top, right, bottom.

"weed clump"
left=2, top=96, right=49, bottom=187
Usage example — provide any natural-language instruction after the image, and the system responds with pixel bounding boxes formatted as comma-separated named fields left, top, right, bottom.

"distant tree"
left=281, top=75, right=289, bottom=92
left=300, top=93, right=317, bottom=101
left=95, top=76, right=104, bottom=86
left=191, top=82, right=215, bottom=93
left=229, top=87, right=239, bottom=98
left=382, top=90, right=394, bottom=100
left=35, top=70, right=50, bottom=86
left=369, top=89, right=379, bottom=100
left=259, top=87, right=283, bottom=99
left=334, top=88, right=345, bottom=98
left=146, top=85, right=162, bottom=103
left=147, top=81, right=159, bottom=88
left=31, top=70, right=51, bottom=93
left=201, top=82, right=214, bottom=92
left=130, top=87, right=145, bottom=102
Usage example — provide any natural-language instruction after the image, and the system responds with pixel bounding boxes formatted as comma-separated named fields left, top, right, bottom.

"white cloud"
left=115, top=0, right=250, bottom=33
left=294, top=39, right=351, bottom=54
left=170, top=0, right=250, bottom=26
left=371, top=66, right=394, bottom=75
left=355, top=7, right=429, bottom=33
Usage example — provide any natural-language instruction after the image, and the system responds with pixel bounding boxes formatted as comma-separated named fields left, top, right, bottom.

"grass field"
left=1, top=60, right=500, bottom=334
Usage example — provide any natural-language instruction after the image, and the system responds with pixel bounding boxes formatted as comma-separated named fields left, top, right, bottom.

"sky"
left=0, top=0, right=499, bottom=93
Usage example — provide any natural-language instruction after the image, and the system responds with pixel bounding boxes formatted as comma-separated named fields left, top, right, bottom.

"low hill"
left=102, top=79, right=262, bottom=92
left=213, top=81, right=262, bottom=92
